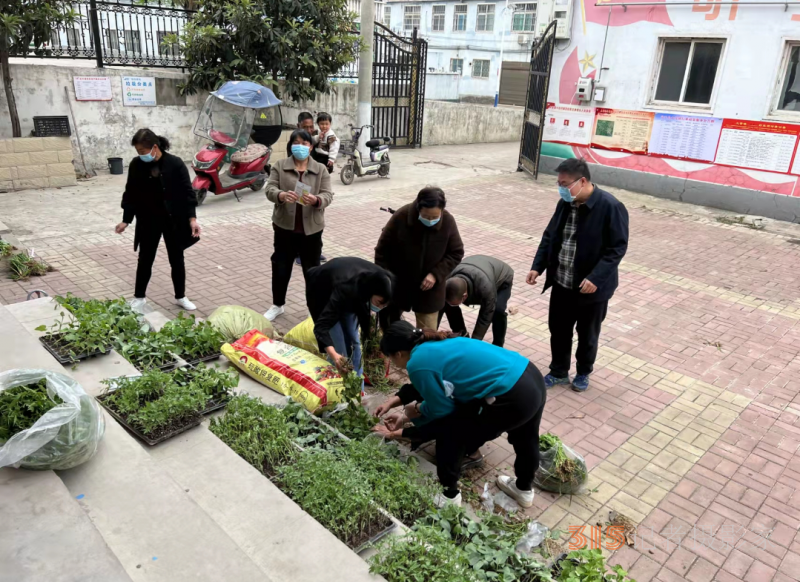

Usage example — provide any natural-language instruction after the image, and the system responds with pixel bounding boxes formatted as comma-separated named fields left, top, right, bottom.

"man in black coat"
left=440, top=255, right=514, bottom=347
left=528, top=158, right=629, bottom=392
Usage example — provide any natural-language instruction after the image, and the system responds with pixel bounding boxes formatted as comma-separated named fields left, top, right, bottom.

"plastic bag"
left=282, top=316, right=322, bottom=356
left=516, top=522, right=549, bottom=554
left=0, top=369, right=105, bottom=470
left=207, top=305, right=275, bottom=343
left=534, top=439, right=588, bottom=494
left=222, top=330, right=345, bottom=412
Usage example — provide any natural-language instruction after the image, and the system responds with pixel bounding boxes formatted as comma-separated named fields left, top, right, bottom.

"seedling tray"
left=353, top=516, right=396, bottom=553
left=39, top=333, right=111, bottom=364
left=129, top=357, right=181, bottom=373
left=183, top=352, right=222, bottom=367
left=201, top=396, right=231, bottom=416
left=97, top=394, right=202, bottom=446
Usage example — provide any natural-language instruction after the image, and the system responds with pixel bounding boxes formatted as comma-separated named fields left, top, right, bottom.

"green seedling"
left=0, top=379, right=62, bottom=442
left=159, top=312, right=225, bottom=361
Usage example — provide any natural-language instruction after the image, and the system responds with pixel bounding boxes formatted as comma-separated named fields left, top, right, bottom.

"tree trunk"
left=0, top=51, right=21, bottom=138
left=272, top=69, right=280, bottom=98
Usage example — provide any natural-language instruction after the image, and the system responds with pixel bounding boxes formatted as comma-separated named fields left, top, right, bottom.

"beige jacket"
left=266, top=157, right=333, bottom=235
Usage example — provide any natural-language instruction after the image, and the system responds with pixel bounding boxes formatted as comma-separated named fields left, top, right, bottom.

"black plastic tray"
left=129, top=357, right=181, bottom=373
left=354, top=519, right=397, bottom=553
left=201, top=397, right=231, bottom=416
left=98, top=395, right=203, bottom=446
left=39, top=333, right=111, bottom=364
left=183, top=352, right=222, bottom=366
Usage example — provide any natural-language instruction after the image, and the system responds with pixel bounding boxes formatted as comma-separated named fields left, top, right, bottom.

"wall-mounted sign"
left=122, top=76, right=157, bottom=107
left=543, top=103, right=595, bottom=146
left=591, top=108, right=653, bottom=154
left=73, top=76, right=112, bottom=101
left=714, top=119, right=799, bottom=174
left=649, top=113, right=723, bottom=163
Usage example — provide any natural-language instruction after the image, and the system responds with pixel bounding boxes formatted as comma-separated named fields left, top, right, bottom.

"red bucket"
left=364, top=357, right=390, bottom=387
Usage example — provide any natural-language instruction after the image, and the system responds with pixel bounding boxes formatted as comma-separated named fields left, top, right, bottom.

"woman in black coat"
left=306, top=257, right=394, bottom=379
left=115, top=128, right=201, bottom=312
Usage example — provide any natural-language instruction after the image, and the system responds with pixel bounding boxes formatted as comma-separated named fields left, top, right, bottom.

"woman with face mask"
left=305, top=257, right=394, bottom=378
left=264, top=129, right=334, bottom=321
left=374, top=186, right=464, bottom=330
left=116, top=128, right=201, bottom=312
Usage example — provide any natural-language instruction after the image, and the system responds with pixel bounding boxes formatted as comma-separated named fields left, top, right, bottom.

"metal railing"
left=14, top=0, right=194, bottom=68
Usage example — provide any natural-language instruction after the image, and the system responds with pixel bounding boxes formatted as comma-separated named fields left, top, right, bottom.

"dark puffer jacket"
left=449, top=255, right=514, bottom=339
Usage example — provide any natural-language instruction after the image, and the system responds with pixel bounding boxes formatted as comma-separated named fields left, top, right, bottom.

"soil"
left=347, top=514, right=394, bottom=550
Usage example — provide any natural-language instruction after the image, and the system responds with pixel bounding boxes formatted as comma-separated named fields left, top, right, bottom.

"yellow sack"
left=282, top=316, right=321, bottom=356
left=222, top=329, right=344, bottom=412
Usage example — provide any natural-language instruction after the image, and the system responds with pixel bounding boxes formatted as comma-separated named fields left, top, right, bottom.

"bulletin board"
left=713, top=119, right=800, bottom=174
left=543, top=103, right=595, bottom=146
left=648, top=113, right=723, bottom=163
left=590, top=108, right=654, bottom=154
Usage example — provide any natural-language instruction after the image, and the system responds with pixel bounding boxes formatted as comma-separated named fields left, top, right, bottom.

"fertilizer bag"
left=534, top=435, right=588, bottom=495
left=282, top=316, right=322, bottom=356
left=0, top=369, right=105, bottom=470
left=207, top=305, right=275, bottom=343
left=222, top=330, right=344, bottom=412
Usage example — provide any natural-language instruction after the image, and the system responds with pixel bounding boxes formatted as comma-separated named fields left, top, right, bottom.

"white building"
left=382, top=0, right=570, bottom=103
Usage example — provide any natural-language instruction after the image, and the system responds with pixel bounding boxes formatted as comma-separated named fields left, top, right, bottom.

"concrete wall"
left=422, top=100, right=522, bottom=146
left=1, top=61, right=207, bottom=172
left=280, top=83, right=359, bottom=142
left=0, top=137, right=76, bottom=191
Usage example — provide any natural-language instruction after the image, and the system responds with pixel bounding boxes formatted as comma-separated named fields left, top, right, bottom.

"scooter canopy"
left=211, top=81, right=281, bottom=109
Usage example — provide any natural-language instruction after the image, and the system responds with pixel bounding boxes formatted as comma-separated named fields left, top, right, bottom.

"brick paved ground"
left=3, top=147, right=800, bottom=581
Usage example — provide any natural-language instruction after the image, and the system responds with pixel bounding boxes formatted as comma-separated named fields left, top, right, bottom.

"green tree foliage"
left=169, top=0, right=360, bottom=101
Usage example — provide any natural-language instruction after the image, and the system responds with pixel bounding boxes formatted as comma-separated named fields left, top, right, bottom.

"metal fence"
left=15, top=0, right=194, bottom=68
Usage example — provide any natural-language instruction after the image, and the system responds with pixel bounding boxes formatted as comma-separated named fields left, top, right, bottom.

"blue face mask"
left=291, top=144, right=310, bottom=160
left=419, top=214, right=440, bottom=227
left=370, top=302, right=383, bottom=313
left=558, top=180, right=583, bottom=203
left=139, top=146, right=156, bottom=163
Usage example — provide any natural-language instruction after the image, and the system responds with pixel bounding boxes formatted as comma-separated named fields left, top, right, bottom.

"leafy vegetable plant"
left=276, top=448, right=391, bottom=549
left=280, top=399, right=342, bottom=450
left=0, top=239, right=13, bottom=257
left=172, top=364, right=238, bottom=409
left=362, top=317, right=399, bottom=394
left=159, top=312, right=225, bottom=361
left=0, top=379, right=62, bottom=442
left=324, top=369, right=378, bottom=439
left=555, top=548, right=634, bottom=582
left=210, top=394, right=297, bottom=475
left=115, top=331, right=177, bottom=371
left=8, top=252, right=51, bottom=280
left=536, top=433, right=588, bottom=494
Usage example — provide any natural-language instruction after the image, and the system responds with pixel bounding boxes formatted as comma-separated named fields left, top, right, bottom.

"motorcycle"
left=191, top=80, right=283, bottom=205
left=340, top=124, right=391, bottom=185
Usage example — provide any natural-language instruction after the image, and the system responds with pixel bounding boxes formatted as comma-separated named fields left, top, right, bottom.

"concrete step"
left=0, top=467, right=131, bottom=582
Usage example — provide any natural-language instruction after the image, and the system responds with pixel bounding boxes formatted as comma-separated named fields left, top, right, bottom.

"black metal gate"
left=518, top=21, right=557, bottom=177
left=371, top=23, right=427, bottom=148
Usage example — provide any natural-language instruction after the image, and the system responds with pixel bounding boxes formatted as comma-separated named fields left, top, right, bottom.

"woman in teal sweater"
left=373, top=321, right=546, bottom=507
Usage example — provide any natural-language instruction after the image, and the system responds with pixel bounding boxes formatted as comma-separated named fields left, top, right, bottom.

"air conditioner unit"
left=517, top=34, right=530, bottom=45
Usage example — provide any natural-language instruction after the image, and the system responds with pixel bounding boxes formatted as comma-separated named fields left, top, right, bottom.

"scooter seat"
left=365, top=137, right=391, bottom=148
left=231, top=143, right=268, bottom=163
left=374, top=144, right=390, bottom=152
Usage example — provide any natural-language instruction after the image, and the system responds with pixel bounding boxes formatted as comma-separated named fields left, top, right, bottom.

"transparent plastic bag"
left=534, top=440, right=588, bottom=494
left=0, top=369, right=105, bottom=470
left=516, top=521, right=549, bottom=554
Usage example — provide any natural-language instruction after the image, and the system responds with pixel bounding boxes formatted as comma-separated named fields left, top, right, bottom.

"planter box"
left=39, top=333, right=111, bottom=364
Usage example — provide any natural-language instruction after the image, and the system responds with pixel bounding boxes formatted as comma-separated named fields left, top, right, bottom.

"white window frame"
left=450, top=57, right=463, bottom=74
left=452, top=4, right=467, bottom=32
left=383, top=5, right=392, bottom=27
left=472, top=59, right=491, bottom=78
left=512, top=3, right=537, bottom=32
left=768, top=38, right=800, bottom=122
left=432, top=5, right=446, bottom=32
left=646, top=35, right=728, bottom=113
left=404, top=5, right=421, bottom=31
left=476, top=4, right=496, bottom=32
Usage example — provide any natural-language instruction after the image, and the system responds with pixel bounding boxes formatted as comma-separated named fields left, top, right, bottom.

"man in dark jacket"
left=440, top=255, right=514, bottom=347
left=375, top=187, right=464, bottom=330
left=306, top=257, right=394, bottom=376
left=528, top=158, right=629, bottom=392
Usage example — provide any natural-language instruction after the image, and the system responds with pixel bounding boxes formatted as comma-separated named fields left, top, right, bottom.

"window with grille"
left=404, top=6, right=420, bottom=31
left=473, top=59, right=490, bottom=78
left=476, top=4, right=495, bottom=32
left=105, top=29, right=121, bottom=54
left=651, top=38, right=724, bottom=106
left=383, top=5, right=392, bottom=25
left=512, top=3, right=537, bottom=32
left=450, top=58, right=463, bottom=73
left=432, top=5, right=446, bottom=31
left=157, top=31, right=177, bottom=56
left=453, top=5, right=467, bottom=31
left=123, top=30, right=141, bottom=53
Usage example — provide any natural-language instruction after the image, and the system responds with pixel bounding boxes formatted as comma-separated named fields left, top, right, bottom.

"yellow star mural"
left=579, top=51, right=596, bottom=74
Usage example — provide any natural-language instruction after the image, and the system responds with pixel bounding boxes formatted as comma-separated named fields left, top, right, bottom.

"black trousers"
left=438, top=282, right=512, bottom=347
left=548, top=283, right=608, bottom=377
left=311, top=150, right=333, bottom=174
left=406, top=362, right=546, bottom=492
left=135, top=215, right=186, bottom=299
left=271, top=224, right=322, bottom=306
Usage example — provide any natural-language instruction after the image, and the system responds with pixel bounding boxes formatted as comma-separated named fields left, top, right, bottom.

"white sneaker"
left=264, top=305, right=285, bottom=321
left=175, top=297, right=197, bottom=311
left=434, top=491, right=462, bottom=508
left=130, top=297, right=147, bottom=313
left=496, top=475, right=534, bottom=508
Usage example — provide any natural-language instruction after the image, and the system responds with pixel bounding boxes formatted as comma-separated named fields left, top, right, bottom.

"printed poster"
left=591, top=108, right=654, bottom=154
left=73, top=76, right=112, bottom=101
left=649, top=114, right=723, bottom=162
left=714, top=119, right=800, bottom=174
left=122, top=76, right=157, bottom=107
left=543, top=103, right=595, bottom=146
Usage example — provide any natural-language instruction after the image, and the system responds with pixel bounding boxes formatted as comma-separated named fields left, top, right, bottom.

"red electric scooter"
left=191, top=81, right=284, bottom=205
